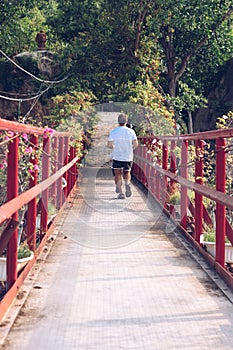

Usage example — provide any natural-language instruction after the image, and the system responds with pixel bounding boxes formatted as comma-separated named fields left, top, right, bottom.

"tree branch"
left=175, top=5, right=233, bottom=82
left=134, top=0, right=154, bottom=55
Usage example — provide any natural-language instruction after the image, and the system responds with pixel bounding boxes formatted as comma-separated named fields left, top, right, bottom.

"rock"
left=194, top=58, right=233, bottom=132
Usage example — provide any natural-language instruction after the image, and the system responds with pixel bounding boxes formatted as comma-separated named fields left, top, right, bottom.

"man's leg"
left=114, top=168, right=124, bottom=196
left=123, top=167, right=132, bottom=197
left=123, top=169, right=131, bottom=184
left=112, top=160, right=127, bottom=199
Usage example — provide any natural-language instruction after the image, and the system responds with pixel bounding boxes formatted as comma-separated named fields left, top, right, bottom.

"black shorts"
left=112, top=160, right=132, bottom=175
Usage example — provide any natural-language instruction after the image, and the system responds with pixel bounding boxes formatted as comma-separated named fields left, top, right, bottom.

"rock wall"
left=193, top=58, right=233, bottom=132
left=0, top=51, right=57, bottom=122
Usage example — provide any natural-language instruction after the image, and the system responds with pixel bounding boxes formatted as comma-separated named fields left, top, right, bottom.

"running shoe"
left=125, top=184, right=132, bottom=197
left=117, top=193, right=125, bottom=199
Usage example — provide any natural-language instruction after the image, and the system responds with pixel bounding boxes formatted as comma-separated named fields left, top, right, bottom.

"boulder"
left=193, top=58, right=233, bottom=132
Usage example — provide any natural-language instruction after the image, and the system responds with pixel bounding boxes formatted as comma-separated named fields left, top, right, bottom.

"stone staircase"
left=85, top=112, right=119, bottom=167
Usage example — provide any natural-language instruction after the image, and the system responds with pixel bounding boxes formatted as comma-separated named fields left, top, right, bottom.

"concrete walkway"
left=1, top=112, right=233, bottom=349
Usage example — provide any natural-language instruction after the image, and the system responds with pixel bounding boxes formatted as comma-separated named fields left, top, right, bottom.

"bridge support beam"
left=181, top=140, right=188, bottom=229
left=216, top=137, right=226, bottom=267
left=194, top=140, right=204, bottom=243
left=7, top=135, right=19, bottom=290
left=162, top=141, right=168, bottom=207
left=27, top=135, right=38, bottom=252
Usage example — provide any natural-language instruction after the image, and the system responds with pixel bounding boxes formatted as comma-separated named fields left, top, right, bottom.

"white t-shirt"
left=108, top=126, right=137, bottom=161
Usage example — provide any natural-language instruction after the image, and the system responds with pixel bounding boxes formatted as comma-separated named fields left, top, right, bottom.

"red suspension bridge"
left=1, top=113, right=233, bottom=349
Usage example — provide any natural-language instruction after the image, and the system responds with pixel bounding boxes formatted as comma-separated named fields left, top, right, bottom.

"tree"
left=47, top=1, right=232, bottom=98
left=1, top=0, right=232, bottom=131
left=0, top=0, right=57, bottom=54
left=47, top=0, right=142, bottom=99
left=155, top=0, right=233, bottom=97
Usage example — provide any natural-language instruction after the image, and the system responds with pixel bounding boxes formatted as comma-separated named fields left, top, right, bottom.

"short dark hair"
left=118, top=113, right=128, bottom=125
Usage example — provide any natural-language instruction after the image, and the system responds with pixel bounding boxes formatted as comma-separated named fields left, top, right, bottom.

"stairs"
left=85, top=112, right=118, bottom=167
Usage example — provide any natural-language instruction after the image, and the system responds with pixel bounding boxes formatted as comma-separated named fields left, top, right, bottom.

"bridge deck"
left=1, top=167, right=233, bottom=349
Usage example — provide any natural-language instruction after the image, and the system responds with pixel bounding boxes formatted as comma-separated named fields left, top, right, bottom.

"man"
left=107, top=113, right=138, bottom=199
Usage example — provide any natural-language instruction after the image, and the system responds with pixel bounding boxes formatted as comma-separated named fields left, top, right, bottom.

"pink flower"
left=4, top=130, right=14, bottom=141
left=22, top=133, right=28, bottom=141
left=0, top=159, right=7, bottom=170
left=25, top=146, right=33, bottom=154
left=28, top=164, right=39, bottom=174
left=7, top=131, right=14, bottom=137
left=43, top=127, right=55, bottom=139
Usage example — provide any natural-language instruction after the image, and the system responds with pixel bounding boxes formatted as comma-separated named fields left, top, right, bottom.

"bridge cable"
left=0, top=48, right=69, bottom=85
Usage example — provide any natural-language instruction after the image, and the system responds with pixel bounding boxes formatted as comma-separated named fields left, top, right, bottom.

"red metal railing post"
left=136, top=144, right=141, bottom=183
left=155, top=172, right=161, bottom=202
left=147, top=152, right=153, bottom=193
left=146, top=150, right=151, bottom=191
left=63, top=136, right=69, bottom=199
left=194, top=140, right=204, bottom=243
left=57, top=136, right=64, bottom=209
left=50, top=136, right=58, bottom=206
left=155, top=145, right=161, bottom=201
left=7, top=134, right=19, bottom=289
left=138, top=144, right=143, bottom=183
left=41, top=136, right=50, bottom=236
left=72, top=146, right=78, bottom=187
left=150, top=166, right=156, bottom=197
left=162, top=141, right=168, bottom=206
left=69, top=145, right=78, bottom=192
left=180, top=140, right=188, bottom=229
left=170, top=140, right=176, bottom=186
left=27, top=135, right=38, bottom=251
left=142, top=145, right=147, bottom=187
left=169, top=140, right=177, bottom=217
left=67, top=146, right=73, bottom=194
left=132, top=146, right=139, bottom=180
left=216, top=137, right=226, bottom=266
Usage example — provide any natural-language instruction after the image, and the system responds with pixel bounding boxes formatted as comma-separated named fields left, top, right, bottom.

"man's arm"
left=107, top=140, right=114, bottom=149
left=132, top=139, right=138, bottom=150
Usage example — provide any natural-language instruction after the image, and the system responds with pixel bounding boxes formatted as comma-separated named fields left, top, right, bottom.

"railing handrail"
left=139, top=127, right=233, bottom=141
left=134, top=154, right=233, bottom=210
left=0, top=118, right=71, bottom=137
left=0, top=156, right=79, bottom=225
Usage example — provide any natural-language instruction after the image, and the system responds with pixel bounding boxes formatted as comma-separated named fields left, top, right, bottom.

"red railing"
left=0, top=118, right=80, bottom=319
left=133, top=128, right=233, bottom=289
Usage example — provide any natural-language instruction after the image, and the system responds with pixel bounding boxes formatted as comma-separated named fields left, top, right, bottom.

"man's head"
left=118, top=113, right=128, bottom=126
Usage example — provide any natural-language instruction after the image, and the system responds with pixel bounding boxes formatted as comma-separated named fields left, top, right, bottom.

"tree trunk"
left=168, top=77, right=176, bottom=97
left=187, top=111, right=193, bottom=134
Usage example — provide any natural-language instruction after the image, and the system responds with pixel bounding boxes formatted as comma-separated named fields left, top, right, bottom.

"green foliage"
left=216, top=111, right=233, bottom=129
left=203, top=224, right=230, bottom=243
left=0, top=0, right=232, bottom=132
left=167, top=191, right=181, bottom=205
left=17, top=242, right=33, bottom=259
left=126, top=78, right=175, bottom=136
left=171, top=82, right=208, bottom=116
left=203, top=228, right=216, bottom=243
left=45, top=0, right=233, bottom=132
left=45, top=90, right=99, bottom=154
left=46, top=90, right=97, bottom=129
left=216, top=111, right=233, bottom=196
